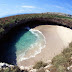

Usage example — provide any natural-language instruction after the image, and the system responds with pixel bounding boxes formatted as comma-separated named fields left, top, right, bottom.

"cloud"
left=48, top=5, right=64, bottom=9
left=46, top=4, right=65, bottom=10
left=55, top=5, right=62, bottom=9
left=19, top=9, right=33, bottom=13
left=65, top=9, right=72, bottom=14
left=21, top=5, right=36, bottom=8
left=19, top=10, right=25, bottom=12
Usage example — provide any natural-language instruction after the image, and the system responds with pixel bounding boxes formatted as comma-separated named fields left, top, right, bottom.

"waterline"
left=16, top=27, right=46, bottom=62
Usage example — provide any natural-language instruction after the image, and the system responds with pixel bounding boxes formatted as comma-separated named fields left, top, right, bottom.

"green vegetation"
left=37, top=67, right=45, bottom=72
left=52, top=42, right=72, bottom=72
left=33, top=61, right=47, bottom=69
left=0, top=28, right=4, bottom=33
left=0, top=13, right=72, bottom=39
left=0, top=66, right=29, bottom=72
left=0, top=12, right=72, bottom=72
left=0, top=66, right=22, bottom=72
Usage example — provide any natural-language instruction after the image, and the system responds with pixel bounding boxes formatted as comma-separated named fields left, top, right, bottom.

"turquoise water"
left=0, top=27, right=45, bottom=64
left=15, top=29, right=37, bottom=55
left=15, top=28, right=46, bottom=62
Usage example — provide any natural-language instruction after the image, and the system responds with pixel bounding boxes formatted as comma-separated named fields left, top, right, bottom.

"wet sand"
left=17, top=25, right=72, bottom=68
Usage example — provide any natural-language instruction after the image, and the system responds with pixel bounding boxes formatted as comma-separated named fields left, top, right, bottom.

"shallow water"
left=16, top=28, right=46, bottom=62
left=15, top=29, right=37, bottom=55
left=0, top=27, right=45, bottom=64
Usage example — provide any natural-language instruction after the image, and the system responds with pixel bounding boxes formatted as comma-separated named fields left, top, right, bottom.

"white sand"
left=17, top=25, right=72, bottom=67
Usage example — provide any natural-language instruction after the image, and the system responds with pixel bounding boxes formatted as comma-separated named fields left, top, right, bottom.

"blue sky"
left=0, top=0, right=72, bottom=18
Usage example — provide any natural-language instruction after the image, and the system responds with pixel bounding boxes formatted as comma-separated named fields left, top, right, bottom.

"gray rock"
left=29, top=69, right=37, bottom=72
left=0, top=62, right=14, bottom=69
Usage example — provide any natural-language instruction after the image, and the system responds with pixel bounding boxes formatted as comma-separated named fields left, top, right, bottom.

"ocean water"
left=0, top=27, right=46, bottom=64
left=15, top=29, right=37, bottom=54
left=16, top=27, right=46, bottom=62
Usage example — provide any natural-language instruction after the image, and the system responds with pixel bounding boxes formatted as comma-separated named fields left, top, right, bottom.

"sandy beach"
left=17, top=25, right=72, bottom=68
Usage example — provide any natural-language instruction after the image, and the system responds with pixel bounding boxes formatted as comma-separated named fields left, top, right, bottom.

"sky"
left=0, top=0, right=72, bottom=18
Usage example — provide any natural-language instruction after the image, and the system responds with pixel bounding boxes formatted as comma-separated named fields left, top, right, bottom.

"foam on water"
left=16, top=27, right=46, bottom=62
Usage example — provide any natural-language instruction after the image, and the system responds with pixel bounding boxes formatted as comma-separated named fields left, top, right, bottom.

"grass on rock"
left=52, top=42, right=72, bottom=72
left=33, top=61, right=47, bottom=69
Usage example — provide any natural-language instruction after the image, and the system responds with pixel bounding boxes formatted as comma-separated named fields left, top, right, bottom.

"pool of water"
left=0, top=27, right=46, bottom=64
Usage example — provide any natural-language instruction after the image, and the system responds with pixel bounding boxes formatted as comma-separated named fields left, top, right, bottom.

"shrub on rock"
left=33, top=61, right=47, bottom=69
